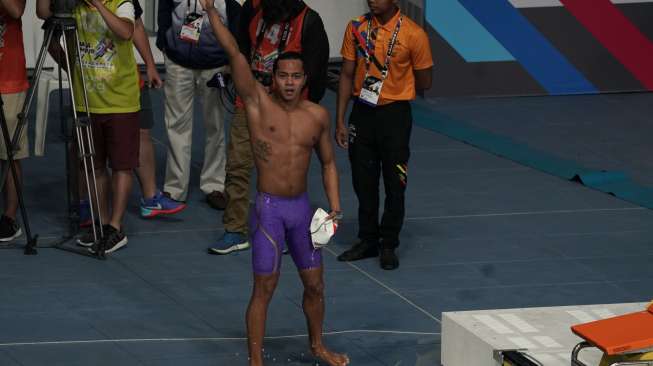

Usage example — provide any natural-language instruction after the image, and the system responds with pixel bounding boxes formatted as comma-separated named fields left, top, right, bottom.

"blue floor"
left=0, top=90, right=651, bottom=365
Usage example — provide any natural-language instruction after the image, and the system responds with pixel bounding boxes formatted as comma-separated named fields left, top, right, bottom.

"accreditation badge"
left=358, top=74, right=384, bottom=107
left=180, top=13, right=203, bottom=44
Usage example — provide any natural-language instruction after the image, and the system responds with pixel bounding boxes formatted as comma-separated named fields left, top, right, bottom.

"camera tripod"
left=6, top=15, right=108, bottom=258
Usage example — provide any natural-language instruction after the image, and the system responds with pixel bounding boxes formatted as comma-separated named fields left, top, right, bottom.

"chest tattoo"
left=253, top=139, right=271, bottom=163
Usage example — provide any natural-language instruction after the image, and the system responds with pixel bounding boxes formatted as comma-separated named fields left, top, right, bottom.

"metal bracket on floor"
left=494, top=350, right=542, bottom=366
left=572, top=341, right=653, bottom=366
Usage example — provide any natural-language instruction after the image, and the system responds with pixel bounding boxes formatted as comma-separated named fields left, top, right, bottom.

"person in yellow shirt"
left=37, top=0, right=140, bottom=254
left=335, top=0, right=433, bottom=270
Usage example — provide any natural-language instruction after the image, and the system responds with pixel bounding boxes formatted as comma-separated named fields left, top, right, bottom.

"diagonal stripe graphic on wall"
left=560, top=0, right=653, bottom=90
left=424, top=0, right=515, bottom=62
left=458, top=0, right=597, bottom=94
left=509, top=0, right=653, bottom=8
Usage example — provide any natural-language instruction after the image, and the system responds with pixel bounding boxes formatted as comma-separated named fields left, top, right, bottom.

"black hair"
left=261, top=0, right=303, bottom=23
left=273, top=52, right=305, bottom=75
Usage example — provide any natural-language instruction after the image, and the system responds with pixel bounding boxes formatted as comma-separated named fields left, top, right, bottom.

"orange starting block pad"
left=571, top=302, right=653, bottom=356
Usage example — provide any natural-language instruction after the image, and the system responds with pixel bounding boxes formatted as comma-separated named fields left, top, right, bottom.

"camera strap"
left=187, top=0, right=198, bottom=15
left=180, top=0, right=203, bottom=43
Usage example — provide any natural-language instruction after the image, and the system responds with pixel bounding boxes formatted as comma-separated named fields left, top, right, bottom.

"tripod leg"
left=61, top=27, right=106, bottom=258
left=61, top=63, right=80, bottom=238
left=18, top=25, right=56, bottom=135
left=7, top=147, right=38, bottom=255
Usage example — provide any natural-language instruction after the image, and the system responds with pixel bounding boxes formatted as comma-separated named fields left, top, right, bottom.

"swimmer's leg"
left=285, top=195, right=347, bottom=364
left=247, top=195, right=284, bottom=366
left=299, top=267, right=350, bottom=366
left=246, top=272, right=280, bottom=366
left=247, top=227, right=282, bottom=366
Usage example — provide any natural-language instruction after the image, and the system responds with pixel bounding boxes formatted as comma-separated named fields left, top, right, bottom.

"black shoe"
left=337, top=240, right=379, bottom=262
left=89, top=225, right=127, bottom=254
left=380, top=247, right=399, bottom=270
left=0, top=215, right=22, bottom=242
left=76, top=222, right=102, bottom=247
left=206, top=191, right=227, bottom=210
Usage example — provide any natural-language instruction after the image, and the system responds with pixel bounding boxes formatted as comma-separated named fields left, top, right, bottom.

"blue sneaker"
left=208, top=232, right=250, bottom=255
left=140, top=191, right=187, bottom=218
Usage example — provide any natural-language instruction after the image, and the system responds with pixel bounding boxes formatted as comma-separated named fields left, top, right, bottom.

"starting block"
left=442, top=302, right=648, bottom=366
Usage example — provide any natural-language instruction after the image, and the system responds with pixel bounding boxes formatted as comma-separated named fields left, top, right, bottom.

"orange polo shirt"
left=341, top=10, right=433, bottom=105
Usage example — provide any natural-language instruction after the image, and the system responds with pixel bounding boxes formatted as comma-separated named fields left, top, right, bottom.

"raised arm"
left=200, top=0, right=261, bottom=107
left=0, top=0, right=26, bottom=19
left=315, top=107, right=342, bottom=220
left=90, top=0, right=134, bottom=41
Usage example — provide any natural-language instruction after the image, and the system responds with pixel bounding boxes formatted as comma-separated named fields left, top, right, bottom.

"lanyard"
left=187, top=0, right=198, bottom=14
left=253, top=21, right=291, bottom=59
left=364, top=14, right=403, bottom=79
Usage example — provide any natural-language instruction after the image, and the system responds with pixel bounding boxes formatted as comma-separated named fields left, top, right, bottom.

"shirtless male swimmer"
left=200, top=0, right=350, bottom=365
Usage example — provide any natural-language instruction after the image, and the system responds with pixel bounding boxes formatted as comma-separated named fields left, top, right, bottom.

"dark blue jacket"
left=157, top=0, right=242, bottom=69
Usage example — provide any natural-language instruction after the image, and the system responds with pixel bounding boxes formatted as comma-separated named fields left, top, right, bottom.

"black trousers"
left=348, top=100, right=412, bottom=249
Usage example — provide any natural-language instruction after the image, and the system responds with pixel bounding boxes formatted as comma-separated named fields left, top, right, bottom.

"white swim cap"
left=310, top=208, right=337, bottom=249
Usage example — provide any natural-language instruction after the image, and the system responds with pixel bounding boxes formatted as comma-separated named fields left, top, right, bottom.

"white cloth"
left=310, top=208, right=337, bottom=249
left=34, top=71, right=69, bottom=157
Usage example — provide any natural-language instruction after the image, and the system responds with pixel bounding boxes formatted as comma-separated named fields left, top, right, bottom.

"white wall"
left=22, top=0, right=46, bottom=68
left=20, top=0, right=369, bottom=67
left=303, top=0, right=368, bottom=60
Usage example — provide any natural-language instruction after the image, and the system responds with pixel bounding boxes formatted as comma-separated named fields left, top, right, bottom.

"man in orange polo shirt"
left=335, top=0, right=433, bottom=270
left=0, top=0, right=28, bottom=243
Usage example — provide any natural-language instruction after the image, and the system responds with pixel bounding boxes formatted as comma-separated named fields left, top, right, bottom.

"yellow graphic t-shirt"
left=73, top=0, right=140, bottom=113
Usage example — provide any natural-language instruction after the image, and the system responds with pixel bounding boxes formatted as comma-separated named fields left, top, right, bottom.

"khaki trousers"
left=163, top=58, right=228, bottom=201
left=222, top=108, right=254, bottom=233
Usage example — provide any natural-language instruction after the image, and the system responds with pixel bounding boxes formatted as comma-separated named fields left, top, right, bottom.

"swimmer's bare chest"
left=248, top=103, right=322, bottom=195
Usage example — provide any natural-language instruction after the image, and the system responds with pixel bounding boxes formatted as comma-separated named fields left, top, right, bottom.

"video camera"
left=52, top=0, right=84, bottom=17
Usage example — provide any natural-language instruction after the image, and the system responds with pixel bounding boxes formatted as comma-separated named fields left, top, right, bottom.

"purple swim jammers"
left=250, top=191, right=323, bottom=275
